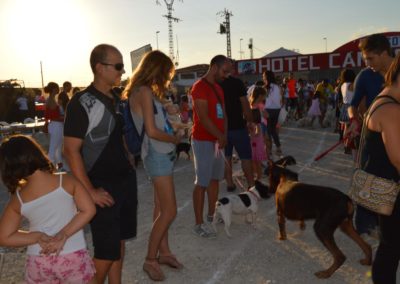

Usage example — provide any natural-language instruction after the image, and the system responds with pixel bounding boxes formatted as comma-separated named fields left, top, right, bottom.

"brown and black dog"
left=269, top=156, right=372, bottom=279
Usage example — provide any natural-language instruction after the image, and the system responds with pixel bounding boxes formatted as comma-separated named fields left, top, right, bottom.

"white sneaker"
left=192, top=224, right=216, bottom=239
left=202, top=223, right=217, bottom=238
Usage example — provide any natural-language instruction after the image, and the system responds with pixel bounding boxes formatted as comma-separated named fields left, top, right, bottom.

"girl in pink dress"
left=307, top=91, right=324, bottom=128
left=249, top=87, right=268, bottom=180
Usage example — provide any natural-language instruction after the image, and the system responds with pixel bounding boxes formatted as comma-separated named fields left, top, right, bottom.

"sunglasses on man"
left=100, top=62, right=124, bottom=71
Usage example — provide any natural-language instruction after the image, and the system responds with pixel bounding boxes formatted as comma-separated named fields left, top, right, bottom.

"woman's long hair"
left=44, top=82, right=59, bottom=109
left=385, top=53, right=400, bottom=87
left=123, top=50, right=175, bottom=100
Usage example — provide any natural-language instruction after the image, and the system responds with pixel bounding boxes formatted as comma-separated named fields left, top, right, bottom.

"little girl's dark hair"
left=0, top=135, right=55, bottom=194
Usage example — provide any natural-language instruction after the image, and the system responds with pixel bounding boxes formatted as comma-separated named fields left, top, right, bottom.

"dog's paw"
left=278, top=235, right=287, bottom=241
left=359, top=258, right=372, bottom=266
left=314, top=270, right=332, bottom=279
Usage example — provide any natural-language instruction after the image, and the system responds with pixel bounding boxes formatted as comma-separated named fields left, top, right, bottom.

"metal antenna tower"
left=157, top=0, right=182, bottom=64
left=217, top=9, right=233, bottom=58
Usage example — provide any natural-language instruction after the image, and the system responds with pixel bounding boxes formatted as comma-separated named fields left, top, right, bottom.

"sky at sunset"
left=0, top=0, right=399, bottom=87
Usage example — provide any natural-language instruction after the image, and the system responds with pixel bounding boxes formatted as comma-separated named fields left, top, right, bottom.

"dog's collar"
left=247, top=189, right=261, bottom=201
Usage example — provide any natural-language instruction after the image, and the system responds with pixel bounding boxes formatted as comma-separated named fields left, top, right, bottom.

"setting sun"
left=1, top=0, right=91, bottom=85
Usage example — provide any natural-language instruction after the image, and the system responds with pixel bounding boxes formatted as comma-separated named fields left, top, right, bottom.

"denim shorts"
left=143, top=143, right=176, bottom=178
left=192, top=139, right=225, bottom=187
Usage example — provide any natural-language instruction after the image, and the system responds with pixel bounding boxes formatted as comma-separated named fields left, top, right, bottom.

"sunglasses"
left=100, top=62, right=124, bottom=71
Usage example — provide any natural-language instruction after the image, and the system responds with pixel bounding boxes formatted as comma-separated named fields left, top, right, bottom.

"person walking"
left=263, top=70, right=283, bottom=156
left=191, top=55, right=229, bottom=238
left=64, top=44, right=138, bottom=284
left=44, top=82, right=64, bottom=169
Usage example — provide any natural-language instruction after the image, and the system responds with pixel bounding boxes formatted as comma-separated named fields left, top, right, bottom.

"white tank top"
left=16, top=174, right=86, bottom=255
left=341, top=82, right=355, bottom=104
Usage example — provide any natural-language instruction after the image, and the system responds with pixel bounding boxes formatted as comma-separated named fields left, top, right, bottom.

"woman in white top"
left=124, top=51, right=183, bottom=281
left=338, top=69, right=356, bottom=152
left=263, top=70, right=283, bottom=155
left=0, top=135, right=96, bottom=283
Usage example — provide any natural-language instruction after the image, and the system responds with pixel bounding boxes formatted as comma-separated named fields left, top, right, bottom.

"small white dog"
left=212, top=181, right=270, bottom=237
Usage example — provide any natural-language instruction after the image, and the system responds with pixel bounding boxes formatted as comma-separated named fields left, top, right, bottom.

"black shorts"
left=90, top=171, right=138, bottom=260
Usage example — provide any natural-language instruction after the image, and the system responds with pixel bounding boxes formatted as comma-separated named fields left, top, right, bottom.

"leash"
left=313, top=132, right=353, bottom=162
left=218, top=149, right=247, bottom=192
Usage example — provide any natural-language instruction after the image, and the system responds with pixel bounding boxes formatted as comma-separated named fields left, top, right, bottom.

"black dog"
left=176, top=141, right=191, bottom=160
left=269, top=156, right=372, bottom=279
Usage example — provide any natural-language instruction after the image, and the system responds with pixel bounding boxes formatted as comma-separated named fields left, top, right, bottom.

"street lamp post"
left=323, top=37, right=327, bottom=53
left=240, top=38, right=243, bottom=59
left=156, top=31, right=160, bottom=50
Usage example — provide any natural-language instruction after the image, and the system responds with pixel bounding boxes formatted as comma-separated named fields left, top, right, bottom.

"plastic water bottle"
left=34, top=116, right=38, bottom=126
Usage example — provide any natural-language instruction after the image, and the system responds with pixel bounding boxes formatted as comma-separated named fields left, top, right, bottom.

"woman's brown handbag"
left=349, top=95, right=400, bottom=216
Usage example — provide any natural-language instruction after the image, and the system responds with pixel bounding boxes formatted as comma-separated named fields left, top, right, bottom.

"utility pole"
left=249, top=38, right=254, bottom=59
left=217, top=9, right=233, bottom=58
left=323, top=37, right=328, bottom=53
left=156, top=31, right=160, bottom=49
left=239, top=38, right=243, bottom=59
left=40, top=61, right=44, bottom=89
left=157, top=0, right=182, bottom=65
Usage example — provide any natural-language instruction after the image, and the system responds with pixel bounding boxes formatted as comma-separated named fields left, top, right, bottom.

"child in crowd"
left=249, top=87, right=269, bottom=180
left=0, top=135, right=96, bottom=284
left=308, top=91, right=324, bottom=128
left=166, top=103, right=192, bottom=137
left=179, top=95, right=190, bottom=123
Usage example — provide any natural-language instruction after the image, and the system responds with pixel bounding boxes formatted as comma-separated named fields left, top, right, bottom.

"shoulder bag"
left=349, top=95, right=400, bottom=216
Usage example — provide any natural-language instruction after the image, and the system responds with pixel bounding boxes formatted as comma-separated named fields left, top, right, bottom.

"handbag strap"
left=356, top=95, right=400, bottom=168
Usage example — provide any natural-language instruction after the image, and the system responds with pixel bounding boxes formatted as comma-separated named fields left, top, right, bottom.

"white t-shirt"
left=265, top=84, right=282, bottom=109
left=341, top=82, right=354, bottom=104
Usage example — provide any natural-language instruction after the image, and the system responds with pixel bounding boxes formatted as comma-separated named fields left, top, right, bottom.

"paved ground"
left=0, top=122, right=396, bottom=283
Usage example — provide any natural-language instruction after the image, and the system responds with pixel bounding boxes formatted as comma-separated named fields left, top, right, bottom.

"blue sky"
left=0, top=0, right=399, bottom=87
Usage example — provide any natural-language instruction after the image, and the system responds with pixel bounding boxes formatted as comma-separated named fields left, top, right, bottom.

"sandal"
left=143, top=258, right=165, bottom=281
left=158, top=254, right=183, bottom=270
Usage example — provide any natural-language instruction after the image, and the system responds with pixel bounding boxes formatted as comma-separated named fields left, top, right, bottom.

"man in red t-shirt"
left=287, top=72, right=298, bottom=118
left=191, top=55, right=229, bottom=238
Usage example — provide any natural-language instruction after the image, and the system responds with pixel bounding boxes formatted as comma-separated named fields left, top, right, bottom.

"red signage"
left=236, top=32, right=400, bottom=75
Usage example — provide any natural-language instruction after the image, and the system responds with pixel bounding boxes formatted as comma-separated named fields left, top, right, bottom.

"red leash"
left=313, top=140, right=343, bottom=161
left=313, top=133, right=352, bottom=162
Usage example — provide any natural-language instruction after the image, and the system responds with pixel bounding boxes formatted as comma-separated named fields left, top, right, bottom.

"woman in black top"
left=363, top=54, right=400, bottom=284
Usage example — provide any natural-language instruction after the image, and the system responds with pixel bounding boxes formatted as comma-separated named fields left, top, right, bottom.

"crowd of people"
left=0, top=32, right=399, bottom=284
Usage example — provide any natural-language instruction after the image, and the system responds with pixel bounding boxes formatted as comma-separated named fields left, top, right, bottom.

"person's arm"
left=136, top=87, right=180, bottom=144
left=240, top=96, right=253, bottom=123
left=42, top=175, right=96, bottom=255
left=349, top=72, right=366, bottom=121
left=64, top=137, right=114, bottom=208
left=0, top=196, right=48, bottom=247
left=194, top=99, right=226, bottom=147
left=380, top=105, right=400, bottom=172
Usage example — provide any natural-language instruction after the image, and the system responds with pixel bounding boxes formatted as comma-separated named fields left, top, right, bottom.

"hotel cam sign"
left=237, top=32, right=400, bottom=75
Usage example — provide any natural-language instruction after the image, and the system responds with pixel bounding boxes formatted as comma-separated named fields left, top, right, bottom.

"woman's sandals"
left=158, top=254, right=183, bottom=270
left=143, top=258, right=165, bottom=281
